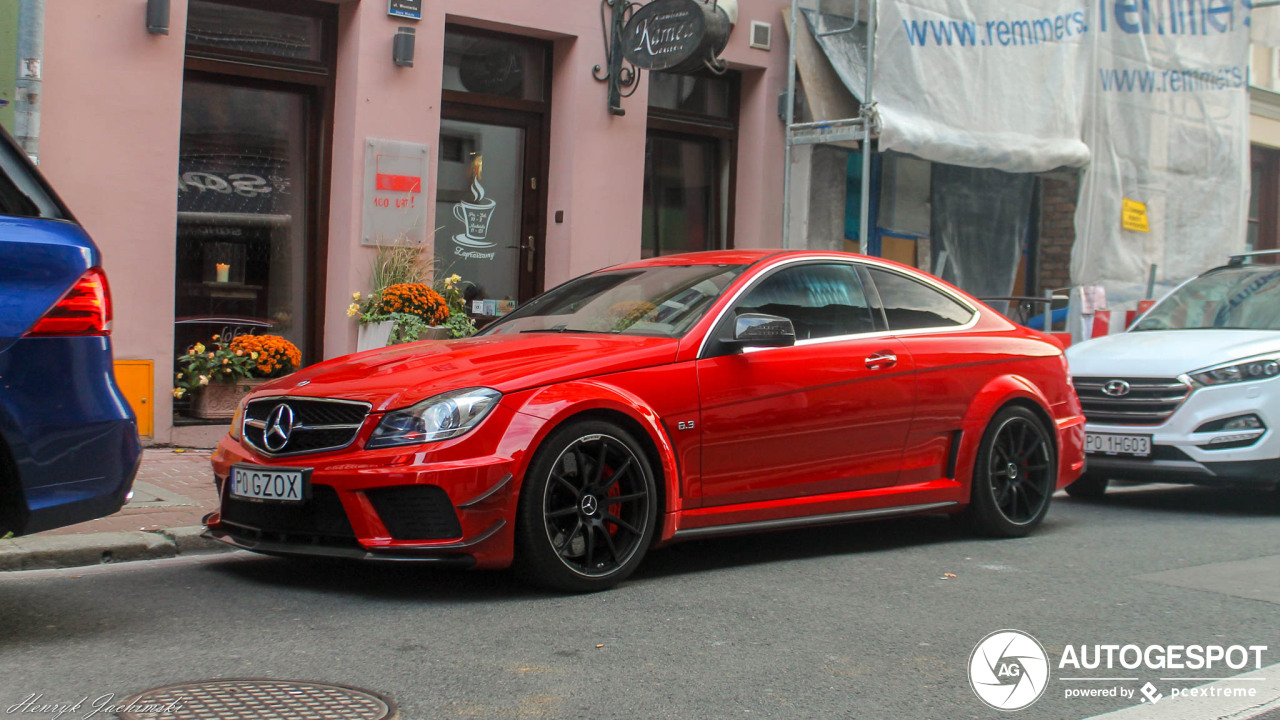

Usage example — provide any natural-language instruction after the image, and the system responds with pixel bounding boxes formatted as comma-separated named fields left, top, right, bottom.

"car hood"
left=1066, top=329, right=1280, bottom=377
left=254, top=333, right=681, bottom=412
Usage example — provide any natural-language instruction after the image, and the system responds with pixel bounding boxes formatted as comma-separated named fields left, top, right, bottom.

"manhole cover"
left=116, top=679, right=397, bottom=720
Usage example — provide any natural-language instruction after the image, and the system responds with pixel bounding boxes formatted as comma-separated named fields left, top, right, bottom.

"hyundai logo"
left=1103, top=379, right=1131, bottom=397
left=263, top=403, right=295, bottom=452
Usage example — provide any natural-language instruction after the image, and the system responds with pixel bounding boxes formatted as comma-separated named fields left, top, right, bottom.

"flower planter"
left=357, top=320, right=395, bottom=352
left=190, top=378, right=269, bottom=421
left=418, top=326, right=450, bottom=341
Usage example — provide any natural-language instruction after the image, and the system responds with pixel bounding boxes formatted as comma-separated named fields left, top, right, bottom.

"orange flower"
left=229, top=334, right=301, bottom=378
left=376, top=283, right=449, bottom=325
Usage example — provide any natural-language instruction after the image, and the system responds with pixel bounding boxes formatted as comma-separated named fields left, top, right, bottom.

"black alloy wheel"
left=967, top=406, right=1056, bottom=537
left=515, top=420, right=657, bottom=592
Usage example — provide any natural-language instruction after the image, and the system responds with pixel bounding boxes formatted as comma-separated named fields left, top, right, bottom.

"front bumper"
left=205, top=402, right=537, bottom=568
left=1083, top=379, right=1280, bottom=488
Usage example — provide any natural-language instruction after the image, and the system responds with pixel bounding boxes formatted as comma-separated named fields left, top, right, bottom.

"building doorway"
left=173, top=0, right=335, bottom=419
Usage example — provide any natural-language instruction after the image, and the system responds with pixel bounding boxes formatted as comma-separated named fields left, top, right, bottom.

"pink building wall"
left=38, top=0, right=788, bottom=444
left=40, top=0, right=189, bottom=444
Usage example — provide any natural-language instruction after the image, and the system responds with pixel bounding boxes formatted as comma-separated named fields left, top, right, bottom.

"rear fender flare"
left=955, top=375, right=1056, bottom=496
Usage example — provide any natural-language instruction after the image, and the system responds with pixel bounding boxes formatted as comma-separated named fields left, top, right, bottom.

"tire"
left=514, top=419, right=658, bottom=592
left=1064, top=472, right=1109, bottom=499
left=966, top=406, right=1057, bottom=538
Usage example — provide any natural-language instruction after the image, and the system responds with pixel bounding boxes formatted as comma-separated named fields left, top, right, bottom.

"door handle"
left=523, top=235, right=536, bottom=273
left=865, top=351, right=897, bottom=370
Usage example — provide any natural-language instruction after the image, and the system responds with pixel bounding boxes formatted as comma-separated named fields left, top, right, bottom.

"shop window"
left=442, top=29, right=546, bottom=103
left=185, top=0, right=328, bottom=68
left=174, top=0, right=335, bottom=422
left=642, top=71, right=738, bottom=258
left=1250, top=146, right=1279, bottom=253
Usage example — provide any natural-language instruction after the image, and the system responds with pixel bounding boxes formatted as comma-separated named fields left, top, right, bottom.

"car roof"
left=605, top=249, right=909, bottom=272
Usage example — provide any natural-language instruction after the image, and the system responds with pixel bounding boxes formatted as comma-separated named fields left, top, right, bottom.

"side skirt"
left=670, top=501, right=958, bottom=541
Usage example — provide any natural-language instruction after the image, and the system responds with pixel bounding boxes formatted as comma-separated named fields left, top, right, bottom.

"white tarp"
left=873, top=0, right=1092, bottom=173
left=1251, top=5, right=1280, bottom=46
left=1071, top=0, right=1251, bottom=306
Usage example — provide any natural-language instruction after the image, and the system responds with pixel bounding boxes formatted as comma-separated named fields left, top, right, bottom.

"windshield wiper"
left=520, top=327, right=612, bottom=334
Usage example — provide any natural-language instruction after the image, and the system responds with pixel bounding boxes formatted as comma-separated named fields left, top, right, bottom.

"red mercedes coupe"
left=205, top=250, right=1085, bottom=591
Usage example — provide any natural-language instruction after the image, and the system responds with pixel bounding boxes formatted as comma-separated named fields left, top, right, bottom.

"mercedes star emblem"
left=263, top=403, right=295, bottom=452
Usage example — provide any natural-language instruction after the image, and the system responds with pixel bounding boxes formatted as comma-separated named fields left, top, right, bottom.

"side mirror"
left=730, top=313, right=796, bottom=348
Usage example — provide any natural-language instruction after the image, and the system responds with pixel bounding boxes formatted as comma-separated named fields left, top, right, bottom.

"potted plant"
left=350, top=242, right=433, bottom=351
left=437, top=273, right=478, bottom=339
left=375, top=282, right=451, bottom=343
left=173, top=334, right=258, bottom=420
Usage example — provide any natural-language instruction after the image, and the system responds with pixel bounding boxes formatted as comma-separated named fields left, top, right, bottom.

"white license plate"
left=230, top=464, right=309, bottom=503
left=1085, top=432, right=1152, bottom=457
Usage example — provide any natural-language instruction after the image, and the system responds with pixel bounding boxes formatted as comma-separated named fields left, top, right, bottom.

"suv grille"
left=1073, top=377, right=1190, bottom=426
left=243, top=397, right=371, bottom=457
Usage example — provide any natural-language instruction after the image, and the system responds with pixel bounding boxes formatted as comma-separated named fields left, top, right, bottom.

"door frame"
left=440, top=101, right=549, bottom=301
left=181, top=0, right=337, bottom=364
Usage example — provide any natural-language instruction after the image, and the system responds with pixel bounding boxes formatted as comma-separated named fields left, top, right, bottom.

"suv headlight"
left=367, top=387, right=501, bottom=449
left=1189, top=356, right=1280, bottom=386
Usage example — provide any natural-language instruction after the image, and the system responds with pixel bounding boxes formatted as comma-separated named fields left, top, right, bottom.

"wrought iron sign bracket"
left=592, top=0, right=642, bottom=116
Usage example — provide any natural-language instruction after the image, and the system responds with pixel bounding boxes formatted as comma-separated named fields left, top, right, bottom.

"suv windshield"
left=1132, top=266, right=1280, bottom=331
left=480, top=264, right=746, bottom=338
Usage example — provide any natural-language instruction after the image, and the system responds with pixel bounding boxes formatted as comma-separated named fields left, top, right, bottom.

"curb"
left=0, top=525, right=232, bottom=572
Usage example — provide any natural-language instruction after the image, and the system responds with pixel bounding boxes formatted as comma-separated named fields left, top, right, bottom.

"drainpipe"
left=14, top=0, right=43, bottom=163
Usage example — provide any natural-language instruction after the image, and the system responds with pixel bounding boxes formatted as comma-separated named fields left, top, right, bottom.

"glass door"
left=436, top=106, right=543, bottom=315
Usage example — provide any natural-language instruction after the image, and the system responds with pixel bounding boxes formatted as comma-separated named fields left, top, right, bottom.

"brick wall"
left=1037, top=173, right=1079, bottom=293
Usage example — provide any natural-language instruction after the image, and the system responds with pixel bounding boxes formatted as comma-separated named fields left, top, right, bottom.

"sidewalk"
left=0, top=447, right=232, bottom=571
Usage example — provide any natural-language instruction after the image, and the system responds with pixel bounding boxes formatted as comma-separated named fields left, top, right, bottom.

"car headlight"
left=1189, top=356, right=1280, bottom=386
left=229, top=395, right=249, bottom=441
left=367, top=387, right=502, bottom=449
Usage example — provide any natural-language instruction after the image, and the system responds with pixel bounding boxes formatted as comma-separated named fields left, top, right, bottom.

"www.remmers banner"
left=873, top=0, right=1250, bottom=306
left=874, top=0, right=1092, bottom=173
left=1073, top=0, right=1250, bottom=306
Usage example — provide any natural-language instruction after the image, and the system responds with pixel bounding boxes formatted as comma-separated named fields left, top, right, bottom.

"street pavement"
left=0, top=447, right=226, bottom=570
left=3, top=483, right=1280, bottom=720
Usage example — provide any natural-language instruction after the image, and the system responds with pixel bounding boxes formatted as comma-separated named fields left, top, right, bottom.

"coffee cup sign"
left=452, top=155, right=498, bottom=251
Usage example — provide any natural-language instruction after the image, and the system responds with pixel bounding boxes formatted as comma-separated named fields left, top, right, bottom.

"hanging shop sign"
left=621, top=0, right=730, bottom=74
left=362, top=138, right=429, bottom=247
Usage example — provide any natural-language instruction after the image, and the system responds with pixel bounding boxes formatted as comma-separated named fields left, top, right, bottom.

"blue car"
left=0, top=127, right=140, bottom=536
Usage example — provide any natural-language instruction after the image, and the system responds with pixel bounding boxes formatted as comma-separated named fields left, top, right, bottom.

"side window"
left=734, top=263, right=875, bottom=341
left=0, top=136, right=64, bottom=220
left=866, top=267, right=974, bottom=330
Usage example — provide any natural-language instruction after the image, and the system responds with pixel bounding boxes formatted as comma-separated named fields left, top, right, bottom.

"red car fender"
left=953, top=374, right=1058, bottom=498
left=505, top=380, right=683, bottom=540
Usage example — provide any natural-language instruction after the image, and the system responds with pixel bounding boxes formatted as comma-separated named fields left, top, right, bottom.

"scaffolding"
left=782, top=0, right=877, bottom=252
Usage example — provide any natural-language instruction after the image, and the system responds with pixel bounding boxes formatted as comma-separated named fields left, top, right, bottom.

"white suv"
left=1064, top=252, right=1280, bottom=497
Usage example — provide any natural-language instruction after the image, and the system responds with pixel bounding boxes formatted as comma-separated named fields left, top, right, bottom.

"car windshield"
left=479, top=264, right=746, bottom=338
left=1132, top=266, right=1280, bottom=331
